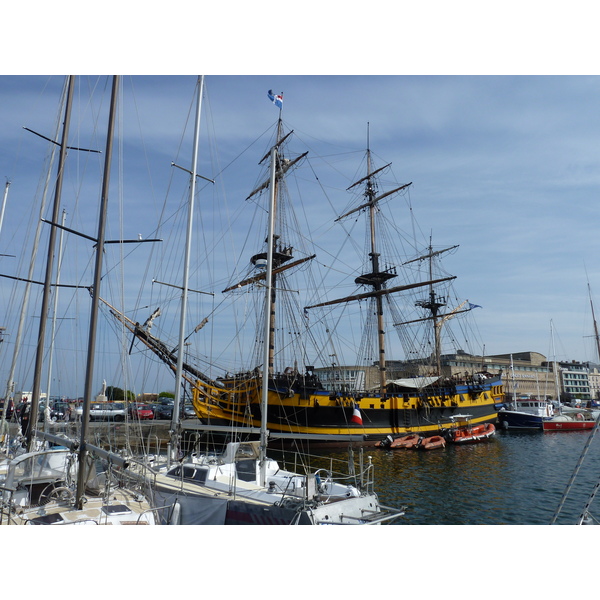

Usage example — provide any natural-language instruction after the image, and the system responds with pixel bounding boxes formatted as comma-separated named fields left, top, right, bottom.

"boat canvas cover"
left=153, top=489, right=229, bottom=525
left=385, top=376, right=440, bottom=389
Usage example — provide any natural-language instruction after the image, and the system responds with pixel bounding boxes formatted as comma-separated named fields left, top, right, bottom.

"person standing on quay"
left=20, top=398, right=31, bottom=440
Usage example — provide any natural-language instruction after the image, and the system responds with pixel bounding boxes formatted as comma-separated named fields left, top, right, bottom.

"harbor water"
left=299, top=428, right=600, bottom=525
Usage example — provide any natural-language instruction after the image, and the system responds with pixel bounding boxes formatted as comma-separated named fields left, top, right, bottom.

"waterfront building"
left=315, top=366, right=368, bottom=393
left=588, top=365, right=600, bottom=400
left=315, top=350, right=563, bottom=401
left=558, top=361, right=591, bottom=402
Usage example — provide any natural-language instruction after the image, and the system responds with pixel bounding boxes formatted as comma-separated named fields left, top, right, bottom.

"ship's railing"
left=274, top=446, right=377, bottom=495
left=0, top=484, right=16, bottom=525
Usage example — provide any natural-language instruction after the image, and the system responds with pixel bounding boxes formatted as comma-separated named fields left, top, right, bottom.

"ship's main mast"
left=355, top=145, right=397, bottom=392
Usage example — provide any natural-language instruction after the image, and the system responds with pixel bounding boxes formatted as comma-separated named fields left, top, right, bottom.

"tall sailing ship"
left=114, top=103, right=501, bottom=442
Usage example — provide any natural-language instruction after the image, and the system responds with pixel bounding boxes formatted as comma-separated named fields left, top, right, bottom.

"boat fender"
left=169, top=501, right=181, bottom=525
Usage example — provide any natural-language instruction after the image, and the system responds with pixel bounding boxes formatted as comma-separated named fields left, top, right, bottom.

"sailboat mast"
left=43, top=209, right=66, bottom=431
left=551, top=319, right=561, bottom=408
left=3, top=89, right=65, bottom=405
left=76, top=75, right=120, bottom=508
left=28, top=76, right=75, bottom=451
left=0, top=180, right=10, bottom=237
left=588, top=283, right=600, bottom=364
left=260, top=144, right=278, bottom=485
left=170, top=76, right=204, bottom=459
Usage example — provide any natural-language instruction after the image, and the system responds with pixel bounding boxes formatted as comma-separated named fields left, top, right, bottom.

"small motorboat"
left=375, top=433, right=422, bottom=449
left=497, top=396, right=554, bottom=430
left=542, top=412, right=597, bottom=432
left=446, top=422, right=496, bottom=444
left=419, top=435, right=446, bottom=450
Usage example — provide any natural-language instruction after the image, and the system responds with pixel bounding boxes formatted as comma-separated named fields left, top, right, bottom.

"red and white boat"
left=542, top=412, right=597, bottom=431
left=446, top=422, right=496, bottom=444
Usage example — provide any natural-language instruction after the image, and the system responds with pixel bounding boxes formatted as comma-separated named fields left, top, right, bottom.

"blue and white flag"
left=469, top=303, right=482, bottom=309
left=267, top=90, right=283, bottom=109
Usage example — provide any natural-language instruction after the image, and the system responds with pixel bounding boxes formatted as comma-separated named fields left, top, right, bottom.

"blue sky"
left=2, top=74, right=600, bottom=401
left=1, top=0, right=593, bottom=572
left=2, top=1, right=600, bottom=400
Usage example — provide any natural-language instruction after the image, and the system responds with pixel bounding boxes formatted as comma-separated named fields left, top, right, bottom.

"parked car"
left=154, top=400, right=195, bottom=420
left=182, top=403, right=196, bottom=419
left=154, top=400, right=174, bottom=420
left=128, top=403, right=154, bottom=420
left=88, top=402, right=126, bottom=421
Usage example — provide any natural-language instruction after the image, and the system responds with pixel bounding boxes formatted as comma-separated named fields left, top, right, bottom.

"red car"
left=129, top=403, right=154, bottom=420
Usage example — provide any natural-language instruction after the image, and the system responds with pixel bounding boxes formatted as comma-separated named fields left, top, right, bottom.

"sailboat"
left=180, top=121, right=501, bottom=442
left=0, top=76, right=157, bottom=525
left=543, top=291, right=599, bottom=432
left=497, top=355, right=555, bottom=430
left=111, top=81, right=404, bottom=525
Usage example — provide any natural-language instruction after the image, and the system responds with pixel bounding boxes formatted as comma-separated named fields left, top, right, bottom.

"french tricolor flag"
left=351, top=403, right=363, bottom=425
left=268, top=90, right=283, bottom=109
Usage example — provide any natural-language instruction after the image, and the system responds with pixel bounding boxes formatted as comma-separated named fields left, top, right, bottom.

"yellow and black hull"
left=191, top=377, right=503, bottom=440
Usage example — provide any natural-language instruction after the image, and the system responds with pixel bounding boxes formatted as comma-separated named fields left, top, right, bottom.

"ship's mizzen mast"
left=409, top=241, right=461, bottom=376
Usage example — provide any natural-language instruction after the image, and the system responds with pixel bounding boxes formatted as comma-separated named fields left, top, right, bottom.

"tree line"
left=104, top=386, right=174, bottom=402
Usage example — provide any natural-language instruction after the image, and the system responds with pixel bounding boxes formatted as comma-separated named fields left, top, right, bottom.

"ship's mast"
left=306, top=127, right=465, bottom=394
left=415, top=241, right=448, bottom=376
left=246, top=122, right=307, bottom=376
left=365, top=137, right=389, bottom=391
left=346, top=126, right=408, bottom=392
left=266, top=119, right=283, bottom=377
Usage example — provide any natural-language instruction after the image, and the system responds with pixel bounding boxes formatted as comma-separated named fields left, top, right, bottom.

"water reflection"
left=274, top=430, right=600, bottom=525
